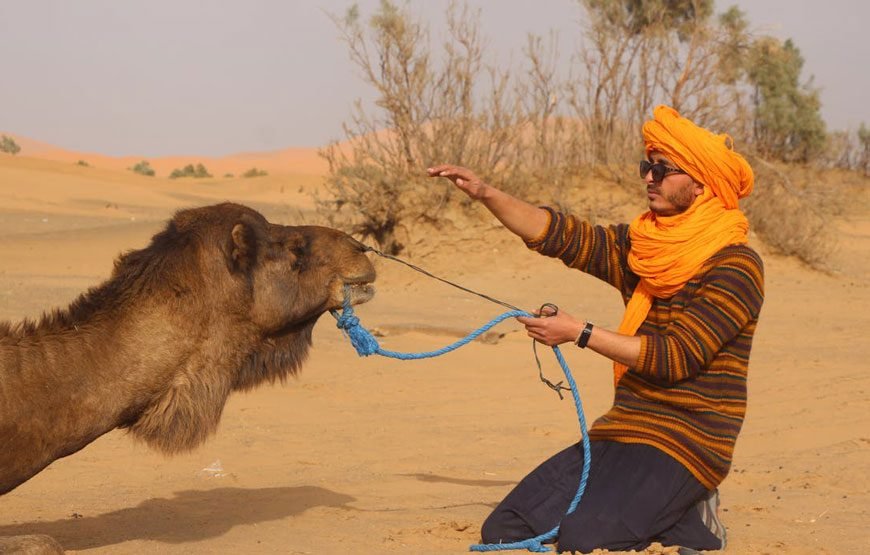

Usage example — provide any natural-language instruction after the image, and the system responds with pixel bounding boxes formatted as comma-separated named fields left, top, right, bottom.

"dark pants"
left=481, top=440, right=723, bottom=553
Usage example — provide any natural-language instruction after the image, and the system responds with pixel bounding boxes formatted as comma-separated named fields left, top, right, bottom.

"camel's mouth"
left=343, top=281, right=375, bottom=305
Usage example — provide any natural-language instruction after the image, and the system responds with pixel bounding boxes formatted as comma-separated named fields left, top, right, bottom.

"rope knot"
left=331, top=305, right=380, bottom=357
left=335, top=311, right=360, bottom=330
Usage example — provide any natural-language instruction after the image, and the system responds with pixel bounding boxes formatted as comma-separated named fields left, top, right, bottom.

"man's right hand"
left=427, top=164, right=488, bottom=200
left=426, top=163, right=549, bottom=242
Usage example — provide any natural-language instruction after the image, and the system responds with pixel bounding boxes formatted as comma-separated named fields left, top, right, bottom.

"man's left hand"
left=517, top=309, right=585, bottom=347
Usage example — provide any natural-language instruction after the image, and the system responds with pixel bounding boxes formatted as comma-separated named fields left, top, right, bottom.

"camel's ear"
left=230, top=222, right=257, bottom=273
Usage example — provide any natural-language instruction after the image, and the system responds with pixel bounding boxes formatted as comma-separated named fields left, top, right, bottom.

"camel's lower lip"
left=345, top=282, right=375, bottom=303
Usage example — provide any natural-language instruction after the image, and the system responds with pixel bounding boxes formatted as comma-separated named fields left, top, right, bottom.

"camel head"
left=105, top=203, right=377, bottom=452
left=222, top=208, right=376, bottom=333
left=142, top=202, right=376, bottom=334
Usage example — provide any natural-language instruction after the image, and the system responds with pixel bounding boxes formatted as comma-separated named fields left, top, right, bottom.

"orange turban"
left=613, top=106, right=753, bottom=385
left=642, top=105, right=754, bottom=207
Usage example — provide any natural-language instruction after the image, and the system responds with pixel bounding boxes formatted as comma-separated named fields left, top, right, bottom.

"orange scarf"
left=614, top=106, right=754, bottom=385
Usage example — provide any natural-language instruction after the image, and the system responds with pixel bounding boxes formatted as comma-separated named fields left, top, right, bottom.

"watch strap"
left=575, top=321, right=594, bottom=349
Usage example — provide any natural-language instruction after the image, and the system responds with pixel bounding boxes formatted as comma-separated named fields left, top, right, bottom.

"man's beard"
left=651, top=186, right=697, bottom=215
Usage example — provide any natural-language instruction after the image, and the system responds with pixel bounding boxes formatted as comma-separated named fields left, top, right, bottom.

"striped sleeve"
left=634, top=248, right=765, bottom=384
left=525, top=207, right=632, bottom=292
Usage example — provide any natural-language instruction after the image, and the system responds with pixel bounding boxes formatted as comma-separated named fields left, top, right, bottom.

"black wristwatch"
left=574, top=321, right=594, bottom=349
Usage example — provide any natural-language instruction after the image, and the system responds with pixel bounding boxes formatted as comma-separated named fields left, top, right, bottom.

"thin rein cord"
left=362, top=245, right=523, bottom=312
left=361, top=245, right=571, bottom=399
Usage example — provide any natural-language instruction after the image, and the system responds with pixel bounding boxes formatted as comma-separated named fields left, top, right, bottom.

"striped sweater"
left=527, top=207, right=764, bottom=489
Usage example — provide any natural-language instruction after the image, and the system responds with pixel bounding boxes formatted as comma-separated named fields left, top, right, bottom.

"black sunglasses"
left=639, top=160, right=686, bottom=182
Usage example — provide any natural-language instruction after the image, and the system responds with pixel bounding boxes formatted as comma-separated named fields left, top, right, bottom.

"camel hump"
left=0, top=534, right=65, bottom=554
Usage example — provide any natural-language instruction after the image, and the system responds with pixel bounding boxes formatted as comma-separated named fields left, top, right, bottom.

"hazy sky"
left=2, top=0, right=867, bottom=157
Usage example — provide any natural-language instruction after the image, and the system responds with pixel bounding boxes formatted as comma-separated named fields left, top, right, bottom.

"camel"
left=0, top=202, right=375, bottom=552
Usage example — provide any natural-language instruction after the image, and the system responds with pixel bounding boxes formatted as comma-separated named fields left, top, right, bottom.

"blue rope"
left=331, top=301, right=592, bottom=553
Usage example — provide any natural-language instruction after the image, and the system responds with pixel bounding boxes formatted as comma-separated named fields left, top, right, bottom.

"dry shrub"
left=819, top=127, right=870, bottom=176
left=742, top=157, right=833, bottom=270
left=316, top=2, right=532, bottom=254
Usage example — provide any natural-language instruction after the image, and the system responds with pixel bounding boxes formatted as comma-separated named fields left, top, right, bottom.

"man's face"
left=643, top=151, right=704, bottom=217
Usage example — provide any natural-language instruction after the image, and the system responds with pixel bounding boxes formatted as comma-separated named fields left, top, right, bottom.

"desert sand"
left=0, top=146, right=867, bottom=554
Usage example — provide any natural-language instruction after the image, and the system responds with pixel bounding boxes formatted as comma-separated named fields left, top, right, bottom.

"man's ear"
left=229, top=222, right=257, bottom=273
left=693, top=181, right=705, bottom=197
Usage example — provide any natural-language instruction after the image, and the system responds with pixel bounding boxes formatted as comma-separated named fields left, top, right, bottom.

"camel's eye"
left=286, top=239, right=309, bottom=271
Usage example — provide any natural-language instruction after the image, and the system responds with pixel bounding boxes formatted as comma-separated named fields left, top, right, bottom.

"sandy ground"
left=0, top=152, right=868, bottom=554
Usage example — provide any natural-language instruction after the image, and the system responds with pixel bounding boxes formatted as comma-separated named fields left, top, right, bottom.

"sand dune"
left=0, top=149, right=868, bottom=554
left=0, top=132, right=327, bottom=177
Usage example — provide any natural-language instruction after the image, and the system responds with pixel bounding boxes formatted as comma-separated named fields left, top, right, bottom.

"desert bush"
left=0, top=135, right=21, bottom=155
left=317, top=1, right=528, bottom=254
left=169, top=163, right=212, bottom=179
left=741, top=156, right=832, bottom=269
left=242, top=167, right=268, bottom=178
left=76, top=160, right=90, bottom=167
left=820, top=131, right=856, bottom=171
left=858, top=124, right=870, bottom=176
left=817, top=126, right=870, bottom=176
left=130, top=160, right=155, bottom=176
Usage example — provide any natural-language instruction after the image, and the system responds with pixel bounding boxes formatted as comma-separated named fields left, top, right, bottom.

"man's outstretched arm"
left=427, top=164, right=549, bottom=242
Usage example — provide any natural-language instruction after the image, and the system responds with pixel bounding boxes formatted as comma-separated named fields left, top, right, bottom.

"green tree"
left=746, top=37, right=826, bottom=162
left=0, top=135, right=21, bottom=155
left=715, top=7, right=750, bottom=85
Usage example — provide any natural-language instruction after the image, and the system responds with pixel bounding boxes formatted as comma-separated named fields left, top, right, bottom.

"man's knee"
left=556, top=511, right=638, bottom=554
left=556, top=523, right=600, bottom=554
left=480, top=508, right=531, bottom=544
left=479, top=512, right=502, bottom=544
left=558, top=533, right=637, bottom=554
